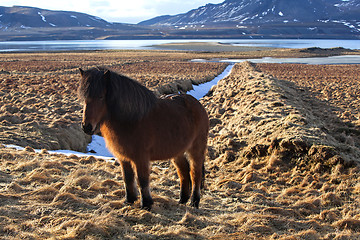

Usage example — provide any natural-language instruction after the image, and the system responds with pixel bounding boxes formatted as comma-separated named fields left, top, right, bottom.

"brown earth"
left=1, top=50, right=360, bottom=239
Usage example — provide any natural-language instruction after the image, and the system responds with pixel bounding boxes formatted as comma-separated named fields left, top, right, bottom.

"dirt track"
left=1, top=50, right=360, bottom=239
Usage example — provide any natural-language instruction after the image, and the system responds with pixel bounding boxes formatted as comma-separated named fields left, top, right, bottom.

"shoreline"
left=150, top=41, right=277, bottom=52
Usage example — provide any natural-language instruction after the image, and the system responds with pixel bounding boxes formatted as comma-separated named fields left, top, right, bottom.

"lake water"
left=0, top=39, right=359, bottom=52
left=190, top=55, right=360, bottom=65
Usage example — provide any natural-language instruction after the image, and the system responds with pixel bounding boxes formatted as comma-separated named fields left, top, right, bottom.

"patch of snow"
left=89, top=16, right=103, bottom=23
left=38, top=12, right=47, bottom=22
left=239, top=17, right=250, bottom=23
left=20, top=25, right=32, bottom=29
left=86, top=135, right=113, bottom=157
left=278, top=11, right=284, bottom=16
left=49, top=23, right=56, bottom=27
left=187, top=64, right=234, bottom=100
left=4, top=144, right=115, bottom=161
left=71, top=15, right=78, bottom=19
left=251, top=14, right=259, bottom=20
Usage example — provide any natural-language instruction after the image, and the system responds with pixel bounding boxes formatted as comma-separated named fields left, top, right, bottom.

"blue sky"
left=1, top=0, right=224, bottom=24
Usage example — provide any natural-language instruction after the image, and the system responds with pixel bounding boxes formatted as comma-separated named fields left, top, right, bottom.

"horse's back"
left=145, top=94, right=209, bottom=160
left=161, top=94, right=209, bottom=129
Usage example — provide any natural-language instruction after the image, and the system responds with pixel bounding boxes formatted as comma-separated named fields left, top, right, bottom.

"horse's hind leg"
left=134, top=160, right=154, bottom=210
left=188, top=141, right=206, bottom=208
left=172, top=154, right=191, bottom=204
left=120, top=160, right=138, bottom=204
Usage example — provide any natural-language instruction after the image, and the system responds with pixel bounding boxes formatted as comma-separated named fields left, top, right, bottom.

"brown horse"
left=78, top=67, right=209, bottom=210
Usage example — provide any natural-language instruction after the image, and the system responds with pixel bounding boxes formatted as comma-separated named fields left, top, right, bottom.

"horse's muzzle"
left=82, top=123, right=94, bottom=135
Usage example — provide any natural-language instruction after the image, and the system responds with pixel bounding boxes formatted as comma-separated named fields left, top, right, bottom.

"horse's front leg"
left=134, top=159, right=153, bottom=210
left=120, top=160, right=138, bottom=204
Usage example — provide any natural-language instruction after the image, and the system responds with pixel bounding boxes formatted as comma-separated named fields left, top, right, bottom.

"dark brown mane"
left=78, top=67, right=157, bottom=122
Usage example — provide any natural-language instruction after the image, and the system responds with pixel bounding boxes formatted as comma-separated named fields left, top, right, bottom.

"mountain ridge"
left=0, top=2, right=359, bottom=41
left=0, top=5, right=160, bottom=41
left=139, top=0, right=360, bottom=26
left=0, top=6, right=138, bottom=29
left=138, top=0, right=360, bottom=39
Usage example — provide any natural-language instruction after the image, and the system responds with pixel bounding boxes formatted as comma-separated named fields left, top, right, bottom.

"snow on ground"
left=187, top=64, right=234, bottom=100
left=86, top=135, right=114, bottom=157
left=4, top=143, right=115, bottom=161
left=38, top=12, right=47, bottom=22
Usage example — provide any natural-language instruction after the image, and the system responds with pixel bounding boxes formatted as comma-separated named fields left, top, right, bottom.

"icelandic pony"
left=78, top=67, right=209, bottom=210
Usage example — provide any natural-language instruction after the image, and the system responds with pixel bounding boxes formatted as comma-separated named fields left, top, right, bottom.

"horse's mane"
left=78, top=67, right=157, bottom=122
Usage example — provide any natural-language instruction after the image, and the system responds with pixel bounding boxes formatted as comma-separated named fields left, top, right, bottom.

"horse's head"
left=78, top=68, right=110, bottom=135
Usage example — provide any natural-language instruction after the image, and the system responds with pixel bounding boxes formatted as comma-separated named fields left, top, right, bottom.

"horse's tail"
left=201, top=163, right=206, bottom=190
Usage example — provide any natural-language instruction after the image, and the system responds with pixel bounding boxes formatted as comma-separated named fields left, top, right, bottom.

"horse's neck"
left=101, top=118, right=136, bottom=137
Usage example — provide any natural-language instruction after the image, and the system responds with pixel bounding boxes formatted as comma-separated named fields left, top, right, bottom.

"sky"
left=1, top=0, right=224, bottom=24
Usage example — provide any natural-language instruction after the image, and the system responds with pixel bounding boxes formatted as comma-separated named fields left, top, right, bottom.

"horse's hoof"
left=141, top=202, right=153, bottom=211
left=178, top=198, right=189, bottom=205
left=190, top=201, right=199, bottom=208
left=125, top=196, right=137, bottom=204
left=190, top=195, right=200, bottom=208
left=141, top=198, right=153, bottom=211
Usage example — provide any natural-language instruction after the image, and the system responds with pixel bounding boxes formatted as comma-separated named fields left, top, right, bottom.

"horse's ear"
left=79, top=68, right=84, bottom=76
left=104, top=70, right=111, bottom=80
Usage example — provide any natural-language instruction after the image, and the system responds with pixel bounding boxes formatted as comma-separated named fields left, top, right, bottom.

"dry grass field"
left=256, top=63, right=360, bottom=126
left=0, top=50, right=228, bottom=150
left=1, top=49, right=360, bottom=239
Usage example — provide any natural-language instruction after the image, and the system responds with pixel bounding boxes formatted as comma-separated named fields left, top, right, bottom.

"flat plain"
left=1, top=47, right=360, bottom=239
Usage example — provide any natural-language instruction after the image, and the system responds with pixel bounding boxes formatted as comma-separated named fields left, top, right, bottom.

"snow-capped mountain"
left=0, top=6, right=156, bottom=41
left=0, top=6, right=114, bottom=28
left=139, top=0, right=360, bottom=26
left=138, top=0, right=360, bottom=39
